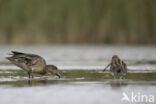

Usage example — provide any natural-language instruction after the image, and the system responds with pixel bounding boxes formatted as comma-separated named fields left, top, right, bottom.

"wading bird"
left=6, top=51, right=61, bottom=79
left=103, top=55, right=128, bottom=78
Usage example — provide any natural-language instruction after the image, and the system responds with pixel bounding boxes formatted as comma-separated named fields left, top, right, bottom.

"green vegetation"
left=0, top=70, right=156, bottom=87
left=0, top=0, right=156, bottom=44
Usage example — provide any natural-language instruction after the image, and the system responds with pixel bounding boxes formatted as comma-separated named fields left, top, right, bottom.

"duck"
left=6, top=51, right=61, bottom=79
left=103, top=55, right=128, bottom=78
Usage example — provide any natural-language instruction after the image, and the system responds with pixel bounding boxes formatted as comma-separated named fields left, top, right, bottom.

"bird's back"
left=110, top=58, right=127, bottom=76
left=6, top=51, right=46, bottom=73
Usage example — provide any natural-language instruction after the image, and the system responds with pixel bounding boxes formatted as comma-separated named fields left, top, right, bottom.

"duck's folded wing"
left=9, top=51, right=44, bottom=66
left=7, top=51, right=46, bottom=72
left=15, top=55, right=42, bottom=66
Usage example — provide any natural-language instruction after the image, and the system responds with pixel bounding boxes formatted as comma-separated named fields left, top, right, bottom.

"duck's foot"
left=119, top=76, right=125, bottom=80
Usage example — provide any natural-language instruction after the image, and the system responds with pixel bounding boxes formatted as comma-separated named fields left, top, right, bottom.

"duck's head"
left=46, top=65, right=61, bottom=78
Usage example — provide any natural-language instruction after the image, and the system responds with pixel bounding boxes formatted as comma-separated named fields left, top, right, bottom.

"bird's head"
left=112, top=55, right=119, bottom=59
left=46, top=65, right=61, bottom=78
left=112, top=55, right=119, bottom=63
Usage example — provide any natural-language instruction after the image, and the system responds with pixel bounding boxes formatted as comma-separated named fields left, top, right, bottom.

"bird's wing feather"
left=11, top=51, right=25, bottom=55
left=11, top=51, right=45, bottom=66
left=7, top=51, right=46, bottom=72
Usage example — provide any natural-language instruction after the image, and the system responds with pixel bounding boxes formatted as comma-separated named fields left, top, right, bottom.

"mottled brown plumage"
left=6, top=51, right=61, bottom=79
left=103, top=55, right=128, bottom=77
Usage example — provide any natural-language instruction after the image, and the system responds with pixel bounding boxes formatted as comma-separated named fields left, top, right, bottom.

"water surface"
left=0, top=45, right=156, bottom=104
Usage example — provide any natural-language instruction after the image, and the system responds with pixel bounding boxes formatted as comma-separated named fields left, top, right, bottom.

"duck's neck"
left=38, top=66, right=48, bottom=75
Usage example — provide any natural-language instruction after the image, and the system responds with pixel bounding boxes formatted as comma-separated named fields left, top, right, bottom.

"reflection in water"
left=27, top=79, right=61, bottom=86
left=109, top=80, right=128, bottom=89
left=28, top=80, right=47, bottom=86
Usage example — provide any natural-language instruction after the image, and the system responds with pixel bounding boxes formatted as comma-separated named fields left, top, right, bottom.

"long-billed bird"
left=103, top=55, right=128, bottom=78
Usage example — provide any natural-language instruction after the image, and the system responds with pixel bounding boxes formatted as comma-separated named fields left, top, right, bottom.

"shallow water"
left=0, top=69, right=156, bottom=104
left=1, top=45, right=156, bottom=69
left=0, top=45, right=156, bottom=104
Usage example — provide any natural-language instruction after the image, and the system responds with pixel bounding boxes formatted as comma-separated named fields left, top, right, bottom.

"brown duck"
left=6, top=51, right=61, bottom=79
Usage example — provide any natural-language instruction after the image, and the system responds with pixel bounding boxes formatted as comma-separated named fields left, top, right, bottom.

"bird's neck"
left=39, top=66, right=48, bottom=75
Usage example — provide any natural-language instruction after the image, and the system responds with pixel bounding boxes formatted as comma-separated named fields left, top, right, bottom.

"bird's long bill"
left=103, top=63, right=111, bottom=71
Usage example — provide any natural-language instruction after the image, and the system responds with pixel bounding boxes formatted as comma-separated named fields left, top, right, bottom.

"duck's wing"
left=6, top=51, right=46, bottom=71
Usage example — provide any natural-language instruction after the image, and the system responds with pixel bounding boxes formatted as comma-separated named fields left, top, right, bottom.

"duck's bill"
left=55, top=73, right=62, bottom=78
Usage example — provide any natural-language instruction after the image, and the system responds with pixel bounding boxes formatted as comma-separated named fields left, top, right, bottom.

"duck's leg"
left=31, top=72, right=34, bottom=79
left=119, top=76, right=122, bottom=80
left=28, top=72, right=31, bottom=79
left=28, top=69, right=34, bottom=79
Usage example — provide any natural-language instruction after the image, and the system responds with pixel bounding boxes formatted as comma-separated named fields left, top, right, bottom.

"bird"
left=6, top=51, right=61, bottom=79
left=103, top=55, right=128, bottom=78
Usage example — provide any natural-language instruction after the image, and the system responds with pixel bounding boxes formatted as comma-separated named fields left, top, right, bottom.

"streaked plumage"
left=6, top=51, right=61, bottom=79
left=103, top=55, right=128, bottom=77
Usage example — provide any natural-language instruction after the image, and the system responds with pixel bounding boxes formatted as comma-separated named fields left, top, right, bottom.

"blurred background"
left=0, top=0, right=156, bottom=45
